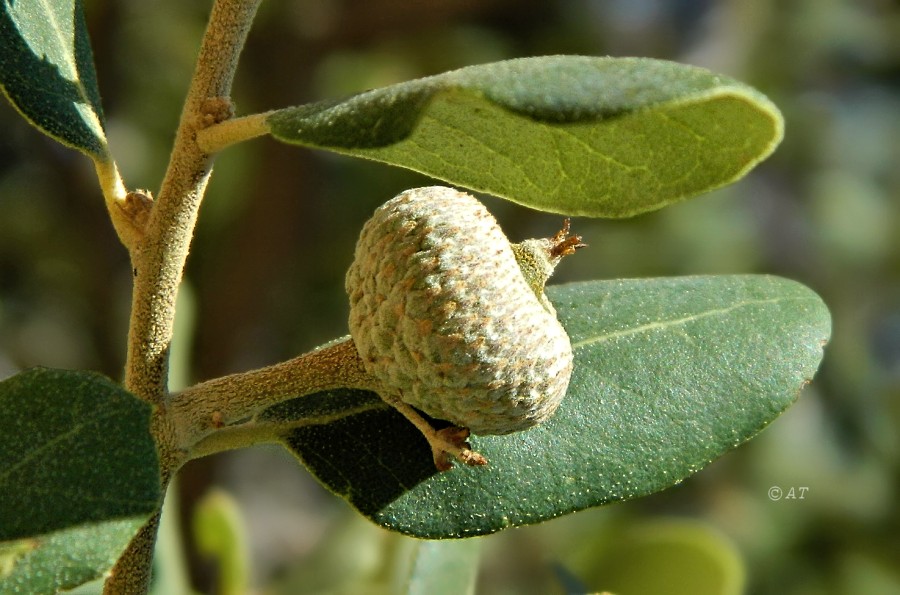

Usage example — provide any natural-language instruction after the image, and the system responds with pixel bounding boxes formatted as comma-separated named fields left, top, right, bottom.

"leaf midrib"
left=0, top=408, right=119, bottom=485
left=40, top=0, right=73, bottom=72
left=9, top=0, right=88, bottom=99
left=571, top=296, right=807, bottom=349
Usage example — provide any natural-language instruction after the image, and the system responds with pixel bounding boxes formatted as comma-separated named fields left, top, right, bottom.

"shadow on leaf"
left=0, top=0, right=107, bottom=156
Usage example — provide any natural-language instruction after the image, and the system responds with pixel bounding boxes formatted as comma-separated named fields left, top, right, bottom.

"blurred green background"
left=1, top=0, right=898, bottom=593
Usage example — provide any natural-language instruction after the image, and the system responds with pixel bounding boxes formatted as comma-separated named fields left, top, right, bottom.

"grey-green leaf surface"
left=0, top=0, right=109, bottom=159
left=0, top=368, right=160, bottom=542
left=0, top=519, right=148, bottom=593
left=268, top=57, right=783, bottom=217
left=271, top=275, right=829, bottom=538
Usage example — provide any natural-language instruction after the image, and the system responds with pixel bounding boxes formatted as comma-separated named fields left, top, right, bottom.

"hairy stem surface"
left=196, top=111, right=272, bottom=153
left=106, top=1, right=262, bottom=593
left=124, top=0, right=258, bottom=406
left=172, top=337, right=376, bottom=455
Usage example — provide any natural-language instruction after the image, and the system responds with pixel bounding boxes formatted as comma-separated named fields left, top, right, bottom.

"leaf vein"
left=0, top=410, right=119, bottom=485
left=422, top=111, right=544, bottom=194
left=571, top=296, right=811, bottom=349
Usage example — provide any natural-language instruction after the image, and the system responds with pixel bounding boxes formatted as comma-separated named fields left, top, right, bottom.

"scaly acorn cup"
left=346, top=186, right=585, bottom=470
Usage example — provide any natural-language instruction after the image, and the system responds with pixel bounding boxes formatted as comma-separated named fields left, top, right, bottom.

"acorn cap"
left=346, top=186, right=574, bottom=435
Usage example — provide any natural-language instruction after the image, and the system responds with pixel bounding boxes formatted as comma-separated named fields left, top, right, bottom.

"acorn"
left=346, top=186, right=585, bottom=470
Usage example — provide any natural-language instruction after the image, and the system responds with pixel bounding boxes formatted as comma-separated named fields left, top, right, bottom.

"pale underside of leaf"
left=340, top=88, right=777, bottom=217
left=273, top=275, right=829, bottom=538
left=267, top=56, right=784, bottom=217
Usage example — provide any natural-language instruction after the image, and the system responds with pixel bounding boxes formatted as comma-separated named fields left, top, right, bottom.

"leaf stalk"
left=196, top=111, right=272, bottom=153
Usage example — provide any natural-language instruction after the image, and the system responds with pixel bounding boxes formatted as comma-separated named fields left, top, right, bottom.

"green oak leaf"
left=269, top=275, right=829, bottom=538
left=0, top=368, right=160, bottom=542
left=0, top=0, right=109, bottom=159
left=0, top=519, right=149, bottom=592
left=268, top=56, right=783, bottom=217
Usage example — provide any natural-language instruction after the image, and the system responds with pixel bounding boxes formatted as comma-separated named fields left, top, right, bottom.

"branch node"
left=199, top=96, right=236, bottom=129
left=121, top=190, right=154, bottom=232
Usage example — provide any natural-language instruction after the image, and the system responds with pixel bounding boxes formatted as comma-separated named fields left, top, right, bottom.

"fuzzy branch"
left=171, top=337, right=377, bottom=456
left=106, top=1, right=262, bottom=593
left=124, top=0, right=259, bottom=406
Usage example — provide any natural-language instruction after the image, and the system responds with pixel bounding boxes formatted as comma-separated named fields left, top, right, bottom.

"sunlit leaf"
left=268, top=57, right=783, bottom=217
left=272, top=276, right=829, bottom=537
left=0, top=0, right=109, bottom=158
